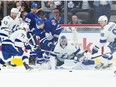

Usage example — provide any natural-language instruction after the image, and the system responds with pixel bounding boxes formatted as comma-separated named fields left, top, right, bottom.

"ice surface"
left=0, top=68, right=116, bottom=87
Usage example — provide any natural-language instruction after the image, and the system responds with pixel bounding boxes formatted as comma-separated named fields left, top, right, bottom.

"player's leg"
left=95, top=42, right=115, bottom=69
left=22, top=55, right=33, bottom=70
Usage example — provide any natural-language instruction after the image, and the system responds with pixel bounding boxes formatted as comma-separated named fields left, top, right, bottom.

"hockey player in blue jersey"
left=32, top=18, right=62, bottom=67
left=28, top=17, right=45, bottom=65
left=40, top=19, right=62, bottom=59
left=25, top=2, right=39, bottom=46
left=0, top=23, right=33, bottom=70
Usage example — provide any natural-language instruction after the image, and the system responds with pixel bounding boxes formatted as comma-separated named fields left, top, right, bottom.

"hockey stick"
left=28, top=33, right=36, bottom=46
left=91, top=52, right=112, bottom=59
left=68, top=50, right=88, bottom=60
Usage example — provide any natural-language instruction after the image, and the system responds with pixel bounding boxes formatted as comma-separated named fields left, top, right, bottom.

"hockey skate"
left=23, top=62, right=33, bottom=70
left=114, top=70, right=116, bottom=74
left=95, top=62, right=104, bottom=69
left=102, top=63, right=112, bottom=69
left=6, top=61, right=17, bottom=67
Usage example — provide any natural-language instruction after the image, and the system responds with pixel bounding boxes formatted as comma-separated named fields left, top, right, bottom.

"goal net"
left=56, top=24, right=103, bottom=58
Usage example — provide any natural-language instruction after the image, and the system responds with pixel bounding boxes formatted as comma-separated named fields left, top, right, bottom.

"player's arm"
left=92, top=29, right=108, bottom=55
left=1, top=17, right=10, bottom=31
left=53, top=24, right=63, bottom=43
left=24, top=14, right=31, bottom=26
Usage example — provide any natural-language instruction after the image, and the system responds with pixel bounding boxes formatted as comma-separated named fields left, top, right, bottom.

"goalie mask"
left=59, top=35, right=68, bottom=49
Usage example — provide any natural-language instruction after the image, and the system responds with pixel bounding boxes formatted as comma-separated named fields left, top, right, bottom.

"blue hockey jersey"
left=44, top=19, right=62, bottom=38
left=25, top=12, right=38, bottom=32
left=50, top=17, right=64, bottom=24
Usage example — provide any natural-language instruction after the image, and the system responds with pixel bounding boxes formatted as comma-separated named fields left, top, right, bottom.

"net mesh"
left=59, top=24, right=103, bottom=56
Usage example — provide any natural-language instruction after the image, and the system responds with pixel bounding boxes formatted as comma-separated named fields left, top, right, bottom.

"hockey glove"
left=45, top=32, right=53, bottom=40
left=92, top=45, right=99, bottom=55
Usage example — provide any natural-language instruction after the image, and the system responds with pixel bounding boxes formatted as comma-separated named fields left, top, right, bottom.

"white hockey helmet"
left=98, top=15, right=108, bottom=23
left=11, top=8, right=19, bottom=13
left=19, top=23, right=29, bottom=31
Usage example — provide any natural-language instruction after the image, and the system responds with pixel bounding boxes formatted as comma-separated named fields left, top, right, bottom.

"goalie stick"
left=68, top=50, right=88, bottom=60
left=91, top=52, right=112, bottom=59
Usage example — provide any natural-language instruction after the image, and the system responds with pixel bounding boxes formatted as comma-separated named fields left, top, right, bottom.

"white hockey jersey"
left=54, top=42, right=82, bottom=55
left=1, top=15, right=22, bottom=35
left=98, top=22, right=116, bottom=47
left=2, top=30, right=28, bottom=48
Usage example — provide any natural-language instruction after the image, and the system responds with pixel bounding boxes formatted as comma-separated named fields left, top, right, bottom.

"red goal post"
left=59, top=24, right=104, bottom=54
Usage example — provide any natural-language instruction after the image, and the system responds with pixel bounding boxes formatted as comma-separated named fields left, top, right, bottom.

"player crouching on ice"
left=91, top=15, right=116, bottom=70
left=0, top=23, right=33, bottom=70
left=53, top=35, right=95, bottom=70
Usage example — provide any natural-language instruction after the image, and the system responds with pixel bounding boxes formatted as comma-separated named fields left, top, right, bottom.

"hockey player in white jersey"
left=54, top=35, right=94, bottom=69
left=0, top=23, right=33, bottom=70
left=91, top=15, right=116, bottom=69
left=54, top=35, right=81, bottom=66
left=0, top=8, right=22, bottom=39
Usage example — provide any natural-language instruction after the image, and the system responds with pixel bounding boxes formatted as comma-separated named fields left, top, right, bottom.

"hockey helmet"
left=36, top=18, right=44, bottom=26
left=31, top=2, right=38, bottom=8
left=59, top=36, right=67, bottom=48
left=36, top=18, right=44, bottom=29
left=98, top=15, right=108, bottom=23
left=11, top=8, right=19, bottom=13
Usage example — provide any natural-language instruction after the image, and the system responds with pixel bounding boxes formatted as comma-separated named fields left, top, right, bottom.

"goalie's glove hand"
left=92, top=45, right=99, bottom=55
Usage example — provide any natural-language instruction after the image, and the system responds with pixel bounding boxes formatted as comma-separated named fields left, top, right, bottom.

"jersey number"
left=112, top=29, right=116, bottom=35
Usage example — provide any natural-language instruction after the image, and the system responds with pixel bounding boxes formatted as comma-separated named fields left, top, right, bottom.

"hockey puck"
left=69, top=70, right=72, bottom=72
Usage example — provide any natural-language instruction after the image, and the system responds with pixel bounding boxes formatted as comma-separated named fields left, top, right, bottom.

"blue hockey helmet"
left=60, top=36, right=67, bottom=40
left=59, top=35, right=67, bottom=48
left=36, top=18, right=44, bottom=26
left=36, top=18, right=44, bottom=29
left=31, top=2, right=38, bottom=8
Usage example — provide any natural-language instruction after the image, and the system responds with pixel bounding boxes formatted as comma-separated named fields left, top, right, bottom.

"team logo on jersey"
left=51, top=20, right=56, bottom=25
left=51, top=19, right=56, bottom=23
left=101, top=33, right=104, bottom=37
